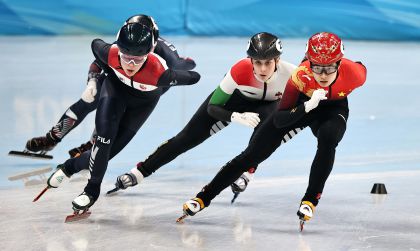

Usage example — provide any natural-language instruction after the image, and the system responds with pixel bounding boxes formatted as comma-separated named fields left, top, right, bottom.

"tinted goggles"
left=119, top=52, right=148, bottom=66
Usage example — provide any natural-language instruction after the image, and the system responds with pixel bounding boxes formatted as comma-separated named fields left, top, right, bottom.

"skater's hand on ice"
left=231, top=112, right=260, bottom=128
left=304, top=89, right=328, bottom=113
left=81, top=78, right=97, bottom=103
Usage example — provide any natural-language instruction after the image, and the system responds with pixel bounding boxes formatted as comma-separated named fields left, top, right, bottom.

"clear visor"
left=310, top=64, right=338, bottom=75
left=119, top=52, right=148, bottom=66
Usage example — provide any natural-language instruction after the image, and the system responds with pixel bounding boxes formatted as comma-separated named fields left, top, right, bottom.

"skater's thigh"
left=240, top=116, right=286, bottom=164
left=178, top=96, right=224, bottom=141
left=121, top=97, right=160, bottom=132
left=108, top=128, right=136, bottom=160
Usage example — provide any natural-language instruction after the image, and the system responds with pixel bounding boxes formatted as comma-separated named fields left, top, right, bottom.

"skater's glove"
left=231, top=112, right=260, bottom=128
left=304, top=89, right=328, bottom=113
left=81, top=78, right=97, bottom=103
left=174, top=57, right=196, bottom=70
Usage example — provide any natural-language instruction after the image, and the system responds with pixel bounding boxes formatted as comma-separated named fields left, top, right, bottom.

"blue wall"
left=1, top=0, right=419, bottom=40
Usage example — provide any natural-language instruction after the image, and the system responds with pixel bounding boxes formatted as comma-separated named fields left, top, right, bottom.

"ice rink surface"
left=1, top=36, right=419, bottom=250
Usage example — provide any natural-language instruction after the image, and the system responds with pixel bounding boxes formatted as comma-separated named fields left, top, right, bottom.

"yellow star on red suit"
left=338, top=91, right=346, bottom=97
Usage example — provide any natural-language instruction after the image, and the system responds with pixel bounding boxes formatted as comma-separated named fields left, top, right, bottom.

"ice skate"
left=297, top=201, right=315, bottom=232
left=65, top=192, right=95, bottom=223
left=9, top=134, right=57, bottom=160
left=68, top=140, right=93, bottom=158
left=106, top=167, right=144, bottom=195
left=230, top=171, right=254, bottom=204
left=33, top=164, right=70, bottom=202
left=8, top=150, right=53, bottom=160
left=176, top=198, right=205, bottom=223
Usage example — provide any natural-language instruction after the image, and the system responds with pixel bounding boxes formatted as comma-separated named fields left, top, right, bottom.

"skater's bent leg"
left=83, top=97, right=125, bottom=199
left=104, top=126, right=137, bottom=161
left=141, top=128, right=212, bottom=177
left=197, top=117, right=285, bottom=206
left=141, top=99, right=220, bottom=177
left=50, top=98, right=98, bottom=141
left=63, top=151, right=90, bottom=175
left=303, top=113, right=347, bottom=205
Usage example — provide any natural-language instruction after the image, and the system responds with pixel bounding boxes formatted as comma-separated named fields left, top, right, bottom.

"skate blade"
left=33, top=186, right=49, bottom=202
left=299, top=220, right=305, bottom=232
left=65, top=210, right=91, bottom=223
left=9, top=150, right=53, bottom=160
left=176, top=214, right=188, bottom=223
left=105, top=187, right=120, bottom=196
left=231, top=192, right=240, bottom=204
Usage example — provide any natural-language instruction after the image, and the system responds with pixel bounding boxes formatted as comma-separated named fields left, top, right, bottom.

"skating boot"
left=26, top=133, right=58, bottom=152
left=33, top=164, right=71, bottom=202
left=176, top=198, right=205, bottom=223
left=65, top=192, right=96, bottom=223
left=106, top=167, right=144, bottom=195
left=230, top=171, right=254, bottom=204
left=297, top=201, right=315, bottom=232
left=68, top=140, right=93, bottom=158
left=9, top=133, right=57, bottom=159
left=47, top=164, right=71, bottom=188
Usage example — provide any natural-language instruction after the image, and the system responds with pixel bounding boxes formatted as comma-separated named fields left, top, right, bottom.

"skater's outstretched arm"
left=91, top=39, right=112, bottom=73
left=157, top=68, right=200, bottom=87
left=154, top=37, right=196, bottom=71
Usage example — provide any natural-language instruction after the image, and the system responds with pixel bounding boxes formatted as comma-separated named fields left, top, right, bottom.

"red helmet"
left=305, top=32, right=344, bottom=65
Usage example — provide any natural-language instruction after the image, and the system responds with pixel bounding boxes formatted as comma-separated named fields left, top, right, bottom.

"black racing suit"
left=196, top=96, right=349, bottom=207
left=47, top=37, right=195, bottom=144
left=139, top=90, right=281, bottom=177
left=62, top=39, right=199, bottom=200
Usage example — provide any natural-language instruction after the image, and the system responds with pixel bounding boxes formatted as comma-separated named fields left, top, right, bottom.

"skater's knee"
left=230, top=157, right=254, bottom=173
left=317, top=120, right=346, bottom=147
left=71, top=99, right=97, bottom=116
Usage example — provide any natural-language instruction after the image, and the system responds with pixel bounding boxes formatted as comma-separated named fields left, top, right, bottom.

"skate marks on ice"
left=2, top=172, right=420, bottom=250
left=249, top=169, right=420, bottom=189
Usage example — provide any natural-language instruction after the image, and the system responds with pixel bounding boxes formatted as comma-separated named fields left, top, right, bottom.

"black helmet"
left=246, top=32, right=282, bottom=60
left=117, top=23, right=154, bottom=56
left=125, top=14, right=159, bottom=45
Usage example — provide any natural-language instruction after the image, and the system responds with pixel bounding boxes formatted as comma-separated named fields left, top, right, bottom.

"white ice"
left=0, top=36, right=419, bottom=250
